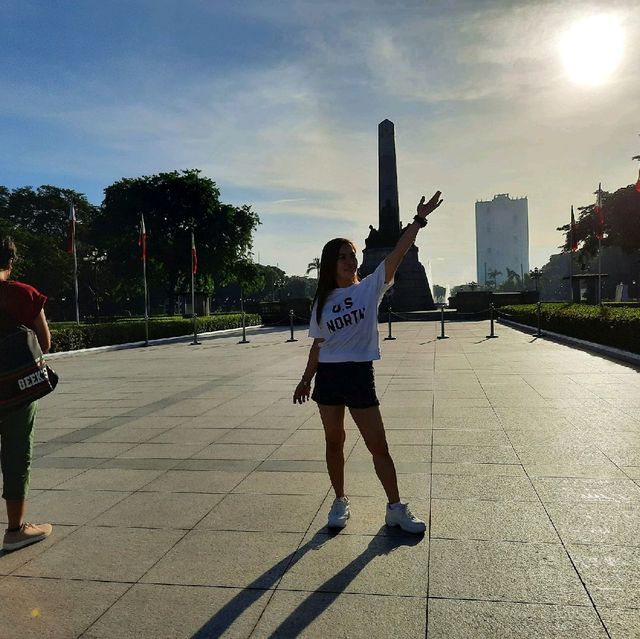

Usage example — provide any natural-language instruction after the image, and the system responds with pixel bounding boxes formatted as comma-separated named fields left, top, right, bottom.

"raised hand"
left=416, top=191, right=443, bottom=219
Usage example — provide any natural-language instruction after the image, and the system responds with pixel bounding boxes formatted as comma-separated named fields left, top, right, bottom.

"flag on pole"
left=570, top=205, right=578, bottom=252
left=595, top=183, right=605, bottom=240
left=191, top=231, right=198, bottom=274
left=138, top=213, right=147, bottom=261
left=635, top=168, right=640, bottom=193
left=65, top=203, right=76, bottom=254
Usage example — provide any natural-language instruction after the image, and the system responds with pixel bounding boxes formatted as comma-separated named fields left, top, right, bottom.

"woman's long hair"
left=312, top=238, right=359, bottom=323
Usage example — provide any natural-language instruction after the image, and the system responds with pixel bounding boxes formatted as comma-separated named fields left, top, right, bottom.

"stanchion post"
left=486, top=303, right=498, bottom=339
left=437, top=304, right=449, bottom=340
left=536, top=302, right=542, bottom=337
left=384, top=305, right=396, bottom=341
left=286, top=309, right=298, bottom=342
left=238, top=289, right=250, bottom=344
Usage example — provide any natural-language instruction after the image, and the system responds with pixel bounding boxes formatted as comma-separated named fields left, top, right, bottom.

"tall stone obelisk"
left=378, top=120, right=401, bottom=242
left=360, top=119, right=435, bottom=311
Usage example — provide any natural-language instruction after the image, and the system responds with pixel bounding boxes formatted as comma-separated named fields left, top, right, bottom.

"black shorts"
left=312, top=361, right=379, bottom=409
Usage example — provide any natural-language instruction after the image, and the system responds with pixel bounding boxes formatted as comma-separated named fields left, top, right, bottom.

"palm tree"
left=306, top=257, right=320, bottom=278
left=487, top=269, right=502, bottom=289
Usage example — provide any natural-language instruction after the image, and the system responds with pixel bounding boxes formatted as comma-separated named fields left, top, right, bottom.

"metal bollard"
left=190, top=313, right=201, bottom=346
left=436, top=305, right=449, bottom=340
left=536, top=302, right=542, bottom=337
left=486, top=303, right=498, bottom=339
left=384, top=305, right=396, bottom=340
left=286, top=309, right=298, bottom=342
left=238, top=312, right=250, bottom=344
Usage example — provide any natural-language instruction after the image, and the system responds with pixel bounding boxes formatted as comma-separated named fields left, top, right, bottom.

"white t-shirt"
left=309, top=260, right=393, bottom=363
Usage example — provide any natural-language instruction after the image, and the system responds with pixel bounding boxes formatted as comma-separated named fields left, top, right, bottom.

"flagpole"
left=140, top=213, right=149, bottom=346
left=143, top=249, right=149, bottom=347
left=191, top=230, right=200, bottom=346
left=71, top=203, right=80, bottom=325
left=597, top=183, right=602, bottom=305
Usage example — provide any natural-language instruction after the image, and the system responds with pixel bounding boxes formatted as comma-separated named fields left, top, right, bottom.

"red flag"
left=138, top=213, right=147, bottom=261
left=191, top=231, right=197, bottom=275
left=65, top=203, right=76, bottom=254
left=570, top=205, right=578, bottom=252
left=595, top=183, right=604, bottom=240
left=635, top=168, right=640, bottom=193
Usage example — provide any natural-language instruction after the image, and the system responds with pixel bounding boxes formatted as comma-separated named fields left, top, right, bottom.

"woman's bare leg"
left=318, top=404, right=346, bottom=498
left=349, top=406, right=400, bottom=504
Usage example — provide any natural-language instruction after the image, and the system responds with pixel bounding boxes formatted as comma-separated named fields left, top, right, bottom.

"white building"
left=475, top=194, right=529, bottom=287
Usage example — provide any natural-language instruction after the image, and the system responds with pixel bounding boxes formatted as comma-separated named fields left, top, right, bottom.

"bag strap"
left=0, top=282, right=19, bottom=333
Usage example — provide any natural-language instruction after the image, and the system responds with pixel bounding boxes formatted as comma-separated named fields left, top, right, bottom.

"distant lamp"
left=529, top=267, right=542, bottom=294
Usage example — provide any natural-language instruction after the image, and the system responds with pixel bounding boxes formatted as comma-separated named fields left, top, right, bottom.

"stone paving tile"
left=25, top=489, right=131, bottom=526
left=28, top=467, right=87, bottom=489
left=0, top=576, right=129, bottom=639
left=91, top=491, right=224, bottom=529
left=426, top=599, right=607, bottom=638
left=197, top=492, right=325, bottom=532
left=55, top=468, right=164, bottom=492
left=431, top=498, right=557, bottom=543
left=216, top=428, right=297, bottom=445
left=432, top=444, right=519, bottom=464
left=117, top=442, right=209, bottom=459
left=232, top=471, right=331, bottom=495
left=431, top=474, right=538, bottom=501
left=568, top=544, right=640, bottom=608
left=147, top=427, right=231, bottom=444
left=140, top=469, right=249, bottom=493
left=432, top=462, right=525, bottom=477
left=429, top=539, right=589, bottom=605
left=546, top=502, right=640, bottom=546
left=82, top=583, right=269, bottom=639
left=192, top=442, right=279, bottom=460
left=278, top=532, right=427, bottom=597
left=599, top=608, right=640, bottom=639
left=141, top=530, right=304, bottom=588
left=16, top=526, right=185, bottom=582
left=532, top=477, right=640, bottom=503
left=253, top=590, right=427, bottom=638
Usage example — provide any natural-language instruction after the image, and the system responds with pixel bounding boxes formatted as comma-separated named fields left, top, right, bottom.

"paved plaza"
left=2, top=320, right=640, bottom=638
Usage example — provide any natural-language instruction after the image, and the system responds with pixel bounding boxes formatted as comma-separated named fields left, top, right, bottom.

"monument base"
left=360, top=245, right=435, bottom=312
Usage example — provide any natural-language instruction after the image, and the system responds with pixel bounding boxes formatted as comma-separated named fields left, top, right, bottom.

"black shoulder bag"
left=0, top=284, right=58, bottom=416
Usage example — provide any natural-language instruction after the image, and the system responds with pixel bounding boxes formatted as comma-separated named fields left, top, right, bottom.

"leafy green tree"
left=487, top=269, right=502, bottom=289
left=0, top=185, right=98, bottom=319
left=93, top=170, right=260, bottom=312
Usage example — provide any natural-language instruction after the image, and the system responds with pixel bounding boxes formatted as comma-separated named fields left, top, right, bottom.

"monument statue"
left=359, top=119, right=435, bottom=311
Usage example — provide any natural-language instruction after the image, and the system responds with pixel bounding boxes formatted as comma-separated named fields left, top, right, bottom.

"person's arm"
left=31, top=309, right=51, bottom=354
left=385, top=191, right=443, bottom=284
left=293, top=338, right=322, bottom=404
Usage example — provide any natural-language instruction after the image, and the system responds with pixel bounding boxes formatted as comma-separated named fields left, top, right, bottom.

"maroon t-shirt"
left=0, top=280, right=47, bottom=328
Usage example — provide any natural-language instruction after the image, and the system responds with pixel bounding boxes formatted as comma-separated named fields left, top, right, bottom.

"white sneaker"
left=327, top=496, right=350, bottom=529
left=385, top=503, right=426, bottom=534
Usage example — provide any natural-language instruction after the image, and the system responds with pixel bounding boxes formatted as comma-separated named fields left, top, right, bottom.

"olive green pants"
left=0, top=401, right=37, bottom=500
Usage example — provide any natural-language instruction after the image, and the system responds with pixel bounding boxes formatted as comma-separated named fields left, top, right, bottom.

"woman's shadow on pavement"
left=191, top=526, right=423, bottom=638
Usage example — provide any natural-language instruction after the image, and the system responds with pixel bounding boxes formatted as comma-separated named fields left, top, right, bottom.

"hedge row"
left=500, top=303, right=640, bottom=354
left=50, top=314, right=261, bottom=353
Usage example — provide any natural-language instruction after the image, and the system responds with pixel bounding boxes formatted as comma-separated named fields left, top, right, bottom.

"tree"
left=0, top=185, right=99, bottom=319
left=306, top=257, right=320, bottom=278
left=93, top=170, right=260, bottom=312
left=487, top=269, right=502, bottom=289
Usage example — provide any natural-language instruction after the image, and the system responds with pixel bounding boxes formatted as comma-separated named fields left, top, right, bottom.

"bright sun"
left=559, top=15, right=624, bottom=87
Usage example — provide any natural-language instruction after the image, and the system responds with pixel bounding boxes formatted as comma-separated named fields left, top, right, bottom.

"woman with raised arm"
left=293, top=191, right=443, bottom=533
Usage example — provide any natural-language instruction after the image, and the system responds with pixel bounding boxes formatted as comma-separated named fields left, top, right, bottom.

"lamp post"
left=529, top=267, right=542, bottom=297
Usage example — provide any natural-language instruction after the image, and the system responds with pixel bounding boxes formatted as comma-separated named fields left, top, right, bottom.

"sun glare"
left=560, top=15, right=624, bottom=87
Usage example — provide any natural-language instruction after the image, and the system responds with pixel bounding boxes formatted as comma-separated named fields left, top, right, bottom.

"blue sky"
left=2, top=0, right=639, bottom=286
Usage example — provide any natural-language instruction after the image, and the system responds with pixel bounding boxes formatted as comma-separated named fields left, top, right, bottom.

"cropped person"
left=0, top=236, right=53, bottom=551
left=293, top=192, right=443, bottom=533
